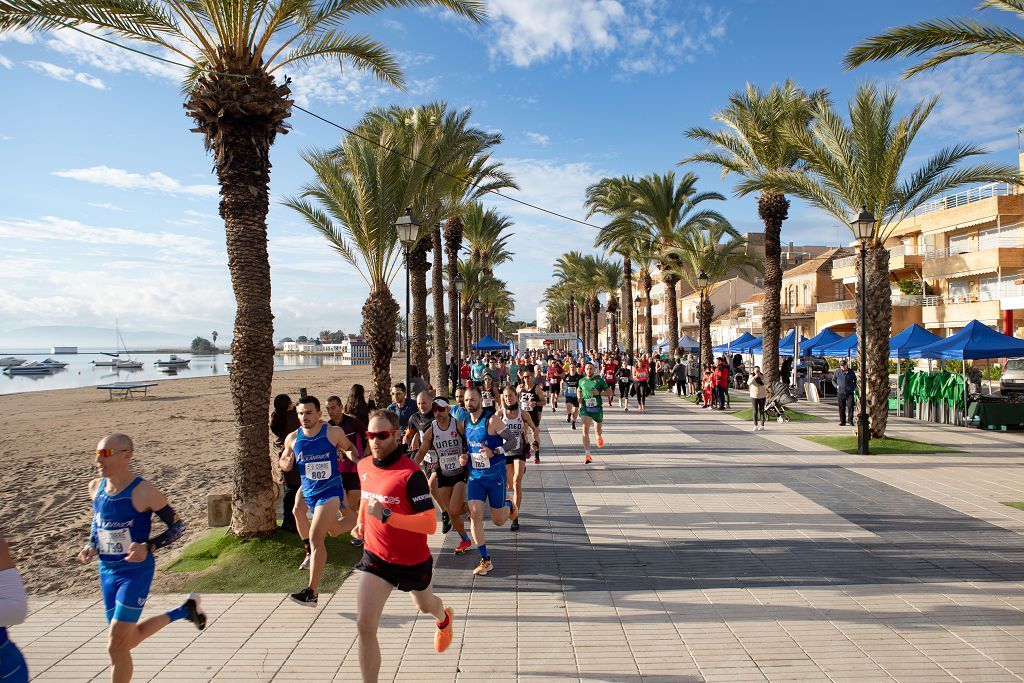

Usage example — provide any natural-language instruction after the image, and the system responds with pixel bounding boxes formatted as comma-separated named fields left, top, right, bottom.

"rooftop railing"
left=924, top=236, right=1023, bottom=260
left=817, top=295, right=922, bottom=312
left=914, top=182, right=1018, bottom=216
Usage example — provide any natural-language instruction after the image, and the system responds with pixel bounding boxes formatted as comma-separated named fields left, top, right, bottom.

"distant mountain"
left=2, top=325, right=224, bottom=350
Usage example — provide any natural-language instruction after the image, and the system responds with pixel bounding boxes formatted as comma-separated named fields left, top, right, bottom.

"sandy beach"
left=0, top=358, right=407, bottom=597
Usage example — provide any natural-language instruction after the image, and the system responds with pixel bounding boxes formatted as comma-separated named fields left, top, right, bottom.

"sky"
left=2, top=0, right=1023, bottom=346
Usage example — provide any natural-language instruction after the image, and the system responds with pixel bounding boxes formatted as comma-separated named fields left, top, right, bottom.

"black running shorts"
left=341, top=471, right=361, bottom=492
left=565, top=396, right=580, bottom=407
left=435, top=469, right=467, bottom=488
left=505, top=452, right=527, bottom=464
left=356, top=550, right=433, bottom=593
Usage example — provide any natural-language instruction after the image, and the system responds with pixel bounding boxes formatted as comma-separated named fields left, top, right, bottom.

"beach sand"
left=0, top=358, right=410, bottom=596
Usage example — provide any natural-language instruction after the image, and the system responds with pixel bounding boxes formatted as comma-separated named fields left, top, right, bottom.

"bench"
left=96, top=382, right=158, bottom=400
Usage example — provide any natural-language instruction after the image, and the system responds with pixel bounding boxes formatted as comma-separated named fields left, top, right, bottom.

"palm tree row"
left=544, top=252, right=622, bottom=352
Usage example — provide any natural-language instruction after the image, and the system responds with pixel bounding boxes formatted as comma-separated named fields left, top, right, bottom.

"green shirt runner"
left=577, top=376, right=609, bottom=423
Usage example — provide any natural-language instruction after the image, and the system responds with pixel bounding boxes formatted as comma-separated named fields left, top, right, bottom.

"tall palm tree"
left=586, top=176, right=640, bottom=354
left=747, top=83, right=1018, bottom=437
left=683, top=81, right=827, bottom=386
left=627, top=172, right=727, bottom=353
left=844, top=0, right=1024, bottom=78
left=666, top=223, right=762, bottom=368
left=0, top=0, right=485, bottom=538
left=596, top=258, right=624, bottom=350
left=463, top=202, right=514, bottom=274
left=634, top=243, right=656, bottom=353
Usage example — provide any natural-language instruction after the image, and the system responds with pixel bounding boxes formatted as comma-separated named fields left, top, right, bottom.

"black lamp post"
left=453, top=273, right=464, bottom=394
left=851, top=205, right=875, bottom=456
left=633, top=295, right=641, bottom=356
left=395, top=207, right=420, bottom=394
left=697, top=270, right=710, bottom=369
left=472, top=301, right=481, bottom=355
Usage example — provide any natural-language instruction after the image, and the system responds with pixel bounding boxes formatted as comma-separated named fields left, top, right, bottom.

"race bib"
left=305, top=460, right=332, bottom=481
left=585, top=397, right=598, bottom=409
left=424, top=451, right=436, bottom=464
left=519, top=395, right=531, bottom=411
left=565, top=387, right=577, bottom=397
left=97, top=528, right=131, bottom=556
left=471, top=451, right=491, bottom=470
left=439, top=453, right=462, bottom=474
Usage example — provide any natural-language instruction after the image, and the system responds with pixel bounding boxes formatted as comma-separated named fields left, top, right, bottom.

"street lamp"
left=605, top=311, right=612, bottom=351
left=851, top=205, right=875, bottom=456
left=453, top=274, right=465, bottom=390
left=472, top=301, right=482, bottom=354
left=697, top=270, right=710, bottom=370
left=395, top=207, right=420, bottom=393
left=633, top=295, right=641, bottom=355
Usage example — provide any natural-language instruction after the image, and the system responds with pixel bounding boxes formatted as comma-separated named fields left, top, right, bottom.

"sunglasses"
left=96, top=448, right=127, bottom=458
left=432, top=406, right=448, bottom=413
left=365, top=429, right=397, bottom=441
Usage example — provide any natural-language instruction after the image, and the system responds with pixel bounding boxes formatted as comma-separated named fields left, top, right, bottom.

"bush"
left=191, top=336, right=216, bottom=353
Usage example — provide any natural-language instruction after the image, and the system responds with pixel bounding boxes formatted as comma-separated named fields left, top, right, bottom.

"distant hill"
left=2, top=325, right=221, bottom=350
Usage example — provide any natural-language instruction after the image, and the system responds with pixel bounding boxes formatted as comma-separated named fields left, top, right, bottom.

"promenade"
left=18, top=391, right=1024, bottom=682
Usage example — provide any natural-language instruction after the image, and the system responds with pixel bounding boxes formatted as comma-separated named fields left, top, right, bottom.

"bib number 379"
left=97, top=528, right=132, bottom=556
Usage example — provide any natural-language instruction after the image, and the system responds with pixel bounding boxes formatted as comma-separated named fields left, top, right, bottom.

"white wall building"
left=535, top=306, right=549, bottom=331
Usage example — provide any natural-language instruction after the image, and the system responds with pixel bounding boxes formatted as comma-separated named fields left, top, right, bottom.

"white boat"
left=0, top=357, right=26, bottom=368
left=155, top=354, right=190, bottom=368
left=93, top=320, right=144, bottom=370
left=4, top=361, right=57, bottom=375
left=38, top=358, right=69, bottom=369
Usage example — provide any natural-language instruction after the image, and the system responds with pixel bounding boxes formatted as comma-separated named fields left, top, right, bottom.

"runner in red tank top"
left=353, top=410, right=454, bottom=682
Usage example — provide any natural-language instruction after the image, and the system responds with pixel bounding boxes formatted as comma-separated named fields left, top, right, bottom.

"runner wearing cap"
left=414, top=397, right=472, bottom=554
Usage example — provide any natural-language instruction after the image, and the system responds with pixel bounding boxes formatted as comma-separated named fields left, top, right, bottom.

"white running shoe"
left=299, top=553, right=311, bottom=570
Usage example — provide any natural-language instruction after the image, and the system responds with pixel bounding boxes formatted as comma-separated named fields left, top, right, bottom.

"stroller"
left=765, top=381, right=797, bottom=423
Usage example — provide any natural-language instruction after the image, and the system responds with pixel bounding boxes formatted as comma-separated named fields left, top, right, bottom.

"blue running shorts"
left=100, top=563, right=155, bottom=623
left=467, top=474, right=506, bottom=510
left=304, top=485, right=345, bottom=510
left=0, top=634, right=28, bottom=683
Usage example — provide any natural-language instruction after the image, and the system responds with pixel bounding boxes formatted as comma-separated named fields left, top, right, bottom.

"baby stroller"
left=765, top=381, right=797, bottom=423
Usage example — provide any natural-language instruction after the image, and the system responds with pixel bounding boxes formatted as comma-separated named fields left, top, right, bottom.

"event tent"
left=801, top=328, right=845, bottom=357
left=889, top=323, right=942, bottom=358
left=817, top=333, right=858, bottom=357
left=677, top=334, right=700, bottom=352
left=749, top=329, right=808, bottom=355
left=908, top=320, right=1024, bottom=360
left=471, top=335, right=509, bottom=351
left=713, top=332, right=757, bottom=353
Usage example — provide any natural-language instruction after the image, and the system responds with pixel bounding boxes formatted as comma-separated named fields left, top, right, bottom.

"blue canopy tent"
left=801, top=328, right=845, bottom=357
left=732, top=335, right=762, bottom=352
left=677, top=334, right=700, bottom=352
left=908, top=320, right=1024, bottom=360
left=472, top=335, right=508, bottom=351
left=713, top=332, right=756, bottom=354
left=889, top=323, right=942, bottom=357
left=817, top=334, right=857, bottom=358
left=749, top=329, right=808, bottom=356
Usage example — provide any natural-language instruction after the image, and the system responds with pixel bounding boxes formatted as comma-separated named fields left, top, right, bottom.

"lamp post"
left=395, top=207, right=420, bottom=394
left=697, top=270, right=710, bottom=370
left=633, top=295, right=641, bottom=356
left=605, top=311, right=611, bottom=351
left=472, top=301, right=481, bottom=355
left=453, top=274, right=465, bottom=394
left=851, top=205, right=874, bottom=456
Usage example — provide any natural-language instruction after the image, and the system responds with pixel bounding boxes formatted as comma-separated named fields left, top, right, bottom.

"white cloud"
left=0, top=29, right=35, bottom=44
left=53, top=166, right=218, bottom=197
left=25, top=60, right=106, bottom=89
left=0, top=215, right=216, bottom=258
left=44, top=28, right=185, bottom=82
left=0, top=53, right=12, bottom=69
left=88, top=202, right=126, bottom=212
left=525, top=131, right=550, bottom=146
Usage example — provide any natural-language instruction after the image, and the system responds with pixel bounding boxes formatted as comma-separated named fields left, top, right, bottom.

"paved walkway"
left=17, top=390, right=1024, bottom=682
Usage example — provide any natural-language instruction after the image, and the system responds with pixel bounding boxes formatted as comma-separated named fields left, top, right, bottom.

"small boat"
left=155, top=355, right=190, bottom=369
left=93, top=358, right=143, bottom=369
left=4, top=361, right=57, bottom=375
left=0, top=357, right=26, bottom=368
left=38, top=358, right=69, bottom=369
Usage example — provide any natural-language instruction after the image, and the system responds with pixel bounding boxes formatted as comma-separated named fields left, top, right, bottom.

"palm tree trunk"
left=444, top=218, right=463, bottom=367
left=590, top=298, right=600, bottom=351
left=622, top=258, right=634, bottom=354
left=363, top=286, right=400, bottom=410
left=664, top=273, right=680, bottom=352
left=641, top=288, right=653, bottom=353
left=759, top=190, right=790, bottom=386
left=216, top=126, right=277, bottom=538
left=700, top=297, right=715, bottom=369
left=431, top=224, right=447, bottom=394
left=861, top=245, right=892, bottom=438
left=409, top=236, right=431, bottom=385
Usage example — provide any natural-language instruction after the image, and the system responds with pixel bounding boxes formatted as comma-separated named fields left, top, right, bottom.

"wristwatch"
left=381, top=508, right=392, bottom=524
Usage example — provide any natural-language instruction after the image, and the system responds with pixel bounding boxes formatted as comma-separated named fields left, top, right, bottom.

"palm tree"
left=683, top=81, right=827, bottom=386
left=586, top=176, right=641, bottom=354
left=666, top=223, right=762, bottom=368
left=463, top=202, right=514, bottom=274
left=634, top=244, right=656, bottom=353
left=747, top=83, right=1018, bottom=437
left=596, top=258, right=624, bottom=350
left=1, top=0, right=484, bottom=537
left=627, top=172, right=727, bottom=353
left=844, top=0, right=1024, bottom=78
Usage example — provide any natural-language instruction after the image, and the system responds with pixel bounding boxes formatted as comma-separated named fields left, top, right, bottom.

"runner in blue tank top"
left=279, top=395, right=357, bottom=606
left=0, top=534, right=28, bottom=683
left=460, top=387, right=517, bottom=577
left=77, top=433, right=206, bottom=683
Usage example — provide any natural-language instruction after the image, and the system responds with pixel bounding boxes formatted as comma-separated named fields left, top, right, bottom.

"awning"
left=942, top=265, right=1000, bottom=280
left=922, top=215, right=997, bottom=235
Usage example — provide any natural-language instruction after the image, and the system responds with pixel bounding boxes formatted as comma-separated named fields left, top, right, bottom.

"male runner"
left=280, top=396, right=357, bottom=606
left=578, top=362, right=613, bottom=464
left=407, top=391, right=436, bottom=473
left=327, top=395, right=367, bottom=544
left=480, top=376, right=498, bottom=417
left=353, top=410, right=454, bottom=682
left=500, top=386, right=539, bottom=531
left=461, top=387, right=516, bottom=576
left=516, top=368, right=545, bottom=463
left=546, top=358, right=563, bottom=412
left=414, top=397, right=472, bottom=554
left=470, top=357, right=486, bottom=387
left=78, top=434, right=205, bottom=683
left=563, top=362, right=583, bottom=430
left=451, top=385, right=470, bottom=422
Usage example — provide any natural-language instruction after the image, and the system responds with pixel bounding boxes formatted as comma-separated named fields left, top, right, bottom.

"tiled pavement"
left=16, top=391, right=1024, bottom=682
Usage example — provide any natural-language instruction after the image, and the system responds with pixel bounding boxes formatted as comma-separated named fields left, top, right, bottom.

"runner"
left=470, top=357, right=486, bottom=387
left=0, top=533, right=27, bottom=683
left=327, top=394, right=368, bottom=546
left=500, top=386, right=539, bottom=531
left=407, top=391, right=436, bottom=475
left=546, top=357, right=563, bottom=412
left=462, top=387, right=516, bottom=576
left=77, top=434, right=206, bottom=683
left=279, top=396, right=357, bottom=606
left=451, top=385, right=470, bottom=422
left=413, top=398, right=472, bottom=554
left=516, top=368, right=545, bottom=463
left=480, top=376, right=498, bottom=418
left=578, top=362, right=613, bottom=464
left=353, top=410, right=454, bottom=683
left=617, top=358, right=633, bottom=411
left=562, top=362, right=583, bottom=429
left=633, top=356, right=650, bottom=412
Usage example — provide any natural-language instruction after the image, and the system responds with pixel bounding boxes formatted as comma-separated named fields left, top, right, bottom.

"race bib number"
left=471, top=451, right=491, bottom=470
left=424, top=451, right=436, bottom=464
left=483, top=396, right=494, bottom=407
left=585, top=397, right=598, bottom=409
left=97, top=528, right=131, bottom=556
left=519, top=395, right=531, bottom=411
left=565, top=387, right=577, bottom=397
left=305, top=460, right=332, bottom=481
left=440, top=453, right=462, bottom=474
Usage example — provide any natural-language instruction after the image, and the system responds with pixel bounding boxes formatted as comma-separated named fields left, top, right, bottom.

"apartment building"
left=677, top=276, right=760, bottom=346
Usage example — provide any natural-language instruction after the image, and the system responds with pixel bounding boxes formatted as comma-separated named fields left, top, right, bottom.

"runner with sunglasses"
left=413, top=397, right=472, bottom=554
left=280, top=396, right=358, bottom=607
left=77, top=434, right=206, bottom=683
left=353, top=410, right=454, bottom=682
left=500, top=386, right=538, bottom=532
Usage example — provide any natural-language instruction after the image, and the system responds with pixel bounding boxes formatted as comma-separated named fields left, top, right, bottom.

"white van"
left=1001, top=359, right=1024, bottom=397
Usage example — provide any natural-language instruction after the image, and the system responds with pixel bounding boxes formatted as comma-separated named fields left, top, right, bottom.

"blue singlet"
left=294, top=424, right=344, bottom=508
left=92, top=477, right=155, bottom=623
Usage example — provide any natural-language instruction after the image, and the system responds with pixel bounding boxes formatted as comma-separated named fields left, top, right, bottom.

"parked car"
left=796, top=356, right=830, bottom=377
left=1001, top=358, right=1024, bottom=397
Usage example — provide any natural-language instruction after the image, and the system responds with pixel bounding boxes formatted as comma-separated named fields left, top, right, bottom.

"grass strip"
left=803, top=435, right=960, bottom=455
left=731, top=407, right=824, bottom=422
left=1002, top=502, right=1024, bottom=512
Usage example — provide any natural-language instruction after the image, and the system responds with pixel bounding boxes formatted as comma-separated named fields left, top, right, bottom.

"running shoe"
left=289, top=587, right=318, bottom=607
left=473, top=558, right=493, bottom=576
left=534, top=453, right=540, bottom=464
left=566, top=414, right=571, bottom=424
left=183, top=593, right=207, bottom=631
left=510, top=519, right=520, bottom=531
left=571, top=421, right=577, bottom=430
left=597, top=436, right=604, bottom=448
left=584, top=454, right=592, bottom=464
left=435, top=606, right=454, bottom=653
left=442, top=511, right=452, bottom=534
left=299, top=553, right=311, bottom=570
left=454, top=540, right=472, bottom=554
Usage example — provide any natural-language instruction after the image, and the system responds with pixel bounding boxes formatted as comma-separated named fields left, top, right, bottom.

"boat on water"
left=4, top=361, right=59, bottom=375
left=38, top=358, right=69, bottom=369
left=0, top=357, right=26, bottom=368
left=155, top=354, right=190, bottom=369
left=93, top=320, right=144, bottom=369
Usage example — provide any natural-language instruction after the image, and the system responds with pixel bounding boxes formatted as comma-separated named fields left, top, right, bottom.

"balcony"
left=914, top=182, right=1017, bottom=216
left=921, top=295, right=1002, bottom=328
left=782, top=304, right=816, bottom=317
left=922, top=239, right=1024, bottom=279
left=815, top=295, right=923, bottom=313
left=831, top=245, right=924, bottom=280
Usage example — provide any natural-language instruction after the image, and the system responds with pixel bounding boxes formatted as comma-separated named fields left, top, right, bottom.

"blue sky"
left=2, top=0, right=1022, bottom=345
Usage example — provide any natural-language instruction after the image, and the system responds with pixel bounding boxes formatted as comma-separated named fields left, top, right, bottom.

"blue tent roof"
left=733, top=335, right=763, bottom=352
left=801, top=328, right=845, bottom=357
left=677, top=334, right=700, bottom=352
left=889, top=323, right=942, bottom=357
left=713, top=332, right=756, bottom=353
left=817, top=334, right=858, bottom=357
left=749, top=329, right=808, bottom=355
left=471, top=335, right=508, bottom=351
left=908, top=320, right=1024, bottom=360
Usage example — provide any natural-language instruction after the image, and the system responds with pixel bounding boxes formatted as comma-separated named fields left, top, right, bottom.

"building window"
left=803, top=283, right=810, bottom=306
left=947, top=279, right=969, bottom=302
left=834, top=281, right=844, bottom=301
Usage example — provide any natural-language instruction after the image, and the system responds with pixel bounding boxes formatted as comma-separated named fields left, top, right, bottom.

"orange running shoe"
left=454, top=540, right=472, bottom=555
left=434, top=606, right=454, bottom=653
left=584, top=454, right=593, bottom=464
left=597, top=436, right=604, bottom=448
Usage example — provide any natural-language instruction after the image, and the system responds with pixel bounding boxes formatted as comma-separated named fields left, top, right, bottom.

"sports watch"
left=381, top=508, right=392, bottom=524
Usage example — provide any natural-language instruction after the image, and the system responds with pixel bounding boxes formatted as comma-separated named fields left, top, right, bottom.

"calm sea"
left=0, top=349, right=358, bottom=395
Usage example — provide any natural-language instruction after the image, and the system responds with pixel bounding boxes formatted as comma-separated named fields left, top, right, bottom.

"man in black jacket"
left=831, top=360, right=857, bottom=426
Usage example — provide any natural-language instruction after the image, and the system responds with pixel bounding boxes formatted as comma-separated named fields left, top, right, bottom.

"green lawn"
left=159, top=527, right=362, bottom=593
left=803, top=435, right=960, bottom=455
left=1002, top=502, right=1024, bottom=512
left=731, top=407, right=824, bottom=422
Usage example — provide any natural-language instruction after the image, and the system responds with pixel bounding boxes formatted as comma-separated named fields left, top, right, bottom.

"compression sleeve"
left=406, top=470, right=435, bottom=513
left=0, top=568, right=27, bottom=627
left=388, top=509, right=437, bottom=535
left=148, top=505, right=186, bottom=550
left=485, top=433, right=504, bottom=453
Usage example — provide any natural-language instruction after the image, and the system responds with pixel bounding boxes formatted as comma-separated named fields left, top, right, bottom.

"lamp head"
left=850, top=204, right=875, bottom=243
left=697, top=271, right=710, bottom=290
left=453, top=273, right=465, bottom=293
left=395, top=207, right=420, bottom=245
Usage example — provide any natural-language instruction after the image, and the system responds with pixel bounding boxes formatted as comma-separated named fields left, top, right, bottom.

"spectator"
left=386, top=383, right=418, bottom=435
left=671, top=359, right=687, bottom=396
left=749, top=366, right=767, bottom=430
left=831, top=359, right=856, bottom=426
left=409, top=365, right=429, bottom=398
left=713, top=357, right=730, bottom=410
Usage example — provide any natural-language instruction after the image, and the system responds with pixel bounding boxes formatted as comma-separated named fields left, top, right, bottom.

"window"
left=948, top=233, right=971, bottom=254
left=979, top=276, right=999, bottom=301
left=803, top=283, right=810, bottom=307
left=947, top=279, right=969, bottom=302
left=834, top=281, right=845, bottom=301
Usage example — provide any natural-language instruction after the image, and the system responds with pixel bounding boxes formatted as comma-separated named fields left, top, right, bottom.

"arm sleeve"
left=148, top=505, right=186, bottom=550
left=388, top=509, right=437, bottom=535
left=0, top=568, right=28, bottom=627
left=405, top=470, right=435, bottom=513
